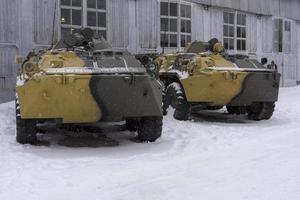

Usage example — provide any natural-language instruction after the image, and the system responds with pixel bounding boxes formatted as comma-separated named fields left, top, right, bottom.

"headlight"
left=148, top=63, right=157, bottom=72
left=23, top=62, right=35, bottom=72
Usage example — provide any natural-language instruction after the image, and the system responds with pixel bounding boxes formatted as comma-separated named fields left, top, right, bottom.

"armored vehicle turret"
left=16, top=28, right=163, bottom=144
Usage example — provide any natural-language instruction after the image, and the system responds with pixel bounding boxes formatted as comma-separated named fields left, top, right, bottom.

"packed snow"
left=1, top=87, right=300, bottom=200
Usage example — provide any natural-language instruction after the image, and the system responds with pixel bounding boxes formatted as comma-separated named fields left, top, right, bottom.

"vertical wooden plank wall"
left=136, top=0, right=159, bottom=51
left=246, top=14, right=257, bottom=53
left=107, top=0, right=130, bottom=49
left=0, top=0, right=19, bottom=103
left=191, top=3, right=205, bottom=42
left=209, top=7, right=223, bottom=41
left=33, top=0, right=58, bottom=46
left=298, top=22, right=300, bottom=84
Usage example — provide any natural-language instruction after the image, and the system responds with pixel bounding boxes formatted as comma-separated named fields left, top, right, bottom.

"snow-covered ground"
left=1, top=87, right=300, bottom=200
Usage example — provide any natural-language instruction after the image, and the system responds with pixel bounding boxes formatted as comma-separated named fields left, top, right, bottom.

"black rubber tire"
left=126, top=119, right=139, bottom=132
left=137, top=117, right=162, bottom=142
left=226, top=106, right=247, bottom=115
left=247, top=102, right=275, bottom=121
left=16, top=97, right=37, bottom=144
left=163, top=82, right=190, bottom=121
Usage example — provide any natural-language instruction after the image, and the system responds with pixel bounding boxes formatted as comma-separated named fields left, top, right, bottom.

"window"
left=160, top=1, right=191, bottom=48
left=87, top=0, right=107, bottom=39
left=273, top=19, right=291, bottom=53
left=160, top=2, right=179, bottom=48
left=223, top=12, right=235, bottom=50
left=60, top=0, right=107, bottom=39
left=223, top=11, right=246, bottom=51
left=180, top=4, right=191, bottom=47
left=60, top=0, right=83, bottom=37
left=236, top=13, right=246, bottom=51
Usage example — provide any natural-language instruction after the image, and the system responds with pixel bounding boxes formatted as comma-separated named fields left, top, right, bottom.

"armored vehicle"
left=156, top=38, right=281, bottom=121
left=16, top=28, right=163, bottom=144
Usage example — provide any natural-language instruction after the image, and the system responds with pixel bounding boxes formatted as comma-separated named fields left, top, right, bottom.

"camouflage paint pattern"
left=156, top=41, right=280, bottom=107
left=17, top=50, right=162, bottom=123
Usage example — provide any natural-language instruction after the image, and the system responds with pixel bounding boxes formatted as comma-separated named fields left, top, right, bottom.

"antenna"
left=51, top=0, right=57, bottom=49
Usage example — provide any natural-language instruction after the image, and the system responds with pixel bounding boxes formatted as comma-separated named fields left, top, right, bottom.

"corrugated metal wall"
left=257, top=15, right=299, bottom=87
left=0, top=0, right=19, bottom=103
left=191, top=3, right=205, bottom=41
left=261, top=16, right=273, bottom=53
left=209, top=7, right=223, bottom=41
left=107, top=0, right=130, bottom=48
left=279, top=0, right=300, bottom=21
left=137, top=0, right=160, bottom=50
left=0, top=0, right=19, bottom=44
left=246, top=14, right=257, bottom=53
left=33, top=0, right=58, bottom=46
left=283, top=19, right=298, bottom=86
left=211, top=0, right=274, bottom=15
left=188, top=0, right=300, bottom=21
left=298, top=22, right=300, bottom=84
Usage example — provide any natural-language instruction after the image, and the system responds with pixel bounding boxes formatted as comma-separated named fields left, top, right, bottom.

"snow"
left=16, top=76, right=25, bottom=87
left=45, top=67, right=146, bottom=74
left=208, top=66, right=274, bottom=72
left=168, top=68, right=189, bottom=79
left=1, top=87, right=300, bottom=200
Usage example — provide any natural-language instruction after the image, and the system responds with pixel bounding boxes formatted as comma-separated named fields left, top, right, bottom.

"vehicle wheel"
left=226, top=106, right=247, bottom=115
left=164, top=82, right=190, bottom=121
left=137, top=117, right=162, bottom=142
left=126, top=119, right=139, bottom=132
left=16, top=97, right=37, bottom=144
left=247, top=102, right=275, bottom=121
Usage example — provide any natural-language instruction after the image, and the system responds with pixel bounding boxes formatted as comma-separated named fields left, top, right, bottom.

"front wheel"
left=247, top=102, right=275, bottom=121
left=163, top=82, right=190, bottom=121
left=126, top=119, right=139, bottom=132
left=16, top=97, right=37, bottom=144
left=137, top=117, right=162, bottom=142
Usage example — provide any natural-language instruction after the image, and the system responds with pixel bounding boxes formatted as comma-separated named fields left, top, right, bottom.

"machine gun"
left=54, top=28, right=111, bottom=51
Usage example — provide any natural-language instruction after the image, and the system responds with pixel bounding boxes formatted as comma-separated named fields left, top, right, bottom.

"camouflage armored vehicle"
left=156, top=38, right=281, bottom=121
left=16, top=28, right=163, bottom=144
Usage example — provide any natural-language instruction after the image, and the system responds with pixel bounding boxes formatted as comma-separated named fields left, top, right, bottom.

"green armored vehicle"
left=16, top=28, right=163, bottom=144
left=156, top=39, right=281, bottom=121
